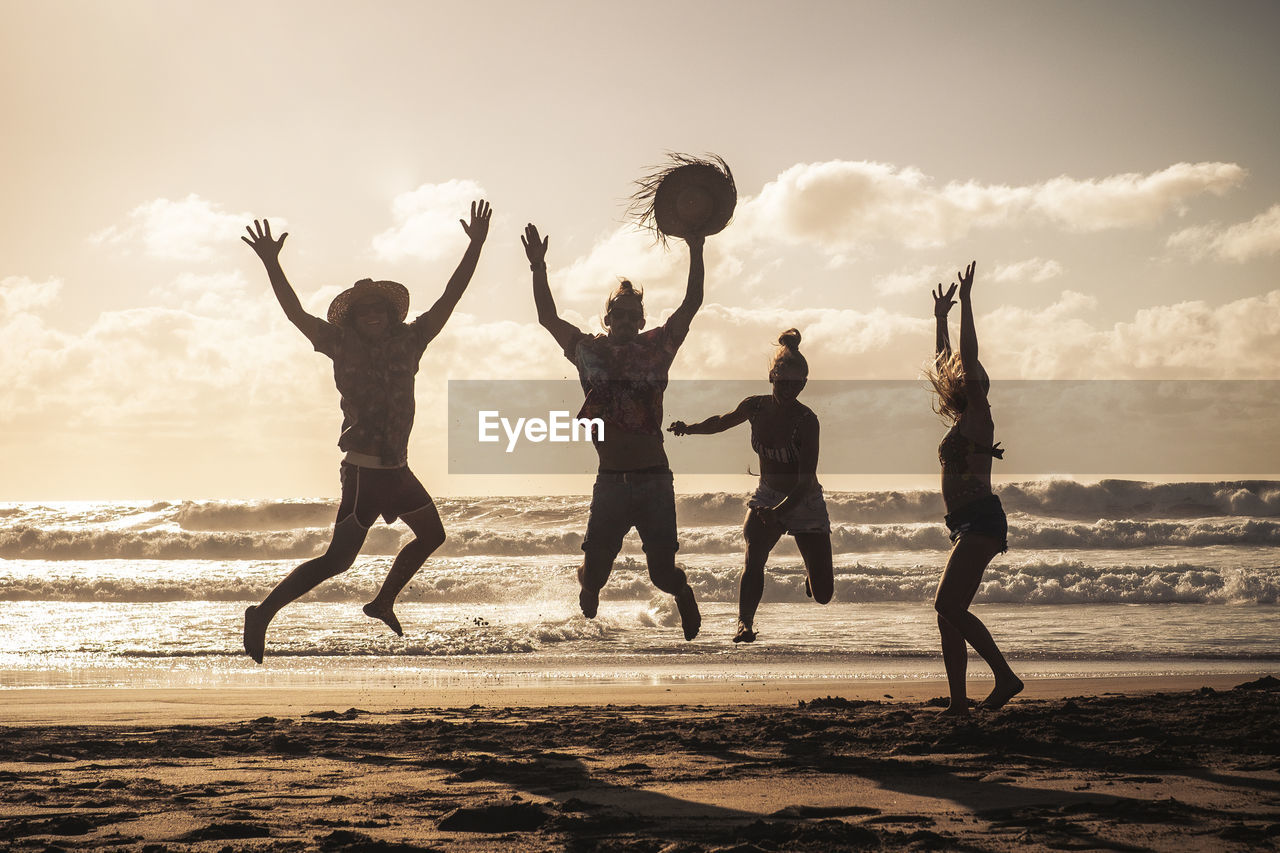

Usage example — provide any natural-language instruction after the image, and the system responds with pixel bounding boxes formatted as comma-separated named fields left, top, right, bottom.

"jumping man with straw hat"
left=239, top=200, right=491, bottom=663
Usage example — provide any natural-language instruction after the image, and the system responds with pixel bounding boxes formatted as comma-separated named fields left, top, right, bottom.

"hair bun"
left=778, top=328, right=802, bottom=350
left=618, top=279, right=635, bottom=293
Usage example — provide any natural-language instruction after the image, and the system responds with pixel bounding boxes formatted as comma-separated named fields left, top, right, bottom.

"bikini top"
left=749, top=396, right=812, bottom=465
left=938, top=425, right=1004, bottom=471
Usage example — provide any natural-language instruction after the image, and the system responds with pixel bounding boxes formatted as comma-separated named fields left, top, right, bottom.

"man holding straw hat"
left=524, top=155, right=735, bottom=641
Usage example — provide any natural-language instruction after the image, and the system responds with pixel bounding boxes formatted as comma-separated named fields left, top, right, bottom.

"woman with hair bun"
left=669, top=329, right=833, bottom=643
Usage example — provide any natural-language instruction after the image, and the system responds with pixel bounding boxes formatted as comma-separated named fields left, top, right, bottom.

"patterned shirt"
left=563, top=324, right=685, bottom=436
left=305, top=315, right=436, bottom=466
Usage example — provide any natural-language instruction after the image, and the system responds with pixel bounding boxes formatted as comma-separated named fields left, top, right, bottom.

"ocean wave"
left=997, top=480, right=1280, bottom=520
left=6, top=480, right=1272, bottom=538
left=174, top=500, right=335, bottom=531
left=3, top=515, right=1278, bottom=561
left=4, top=558, right=1274, bottom=606
left=679, top=560, right=1280, bottom=606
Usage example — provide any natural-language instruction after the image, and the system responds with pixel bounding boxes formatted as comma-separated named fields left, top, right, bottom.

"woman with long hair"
left=927, top=261, right=1022, bottom=714
left=669, top=329, right=833, bottom=643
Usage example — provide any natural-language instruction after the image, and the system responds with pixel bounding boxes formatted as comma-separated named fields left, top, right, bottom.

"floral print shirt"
left=564, top=324, right=685, bottom=436
left=305, top=315, right=436, bottom=466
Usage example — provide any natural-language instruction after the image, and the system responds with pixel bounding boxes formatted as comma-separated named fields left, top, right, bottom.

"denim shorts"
left=747, top=480, right=831, bottom=535
left=336, top=462, right=434, bottom=528
left=582, top=468, right=679, bottom=556
left=943, top=493, right=1008, bottom=553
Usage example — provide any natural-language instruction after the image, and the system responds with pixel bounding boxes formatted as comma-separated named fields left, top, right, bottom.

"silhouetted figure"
left=927, top=261, right=1023, bottom=714
left=523, top=223, right=704, bottom=640
left=239, top=202, right=491, bottom=663
left=669, top=329, right=833, bottom=643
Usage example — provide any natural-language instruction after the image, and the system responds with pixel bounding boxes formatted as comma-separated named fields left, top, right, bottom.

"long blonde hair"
left=926, top=351, right=968, bottom=423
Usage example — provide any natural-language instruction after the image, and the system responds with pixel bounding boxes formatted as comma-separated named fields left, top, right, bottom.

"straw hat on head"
left=630, top=153, right=736, bottom=243
left=327, top=279, right=410, bottom=326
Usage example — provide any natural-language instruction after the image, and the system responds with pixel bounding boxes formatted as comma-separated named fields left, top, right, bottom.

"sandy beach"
left=2, top=674, right=1277, bottom=851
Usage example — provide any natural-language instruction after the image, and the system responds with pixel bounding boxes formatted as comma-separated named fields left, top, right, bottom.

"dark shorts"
left=944, top=493, right=1008, bottom=553
left=583, top=468, right=679, bottom=556
left=336, top=462, right=434, bottom=528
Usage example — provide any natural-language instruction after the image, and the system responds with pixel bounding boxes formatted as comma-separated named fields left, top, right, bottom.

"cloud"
left=371, top=180, right=485, bottom=262
left=734, top=160, right=1244, bottom=252
left=1167, top=203, right=1280, bottom=262
left=1029, top=162, right=1243, bottom=230
left=983, top=289, right=1280, bottom=378
left=555, top=226, right=685, bottom=308
left=91, top=194, right=258, bottom=262
left=0, top=269, right=334, bottom=436
left=990, top=258, right=1064, bottom=284
left=0, top=275, right=62, bottom=318
left=0, top=277, right=74, bottom=408
left=873, top=265, right=948, bottom=296
left=868, top=258, right=1062, bottom=297
left=667, top=287, right=1280, bottom=382
left=670, top=302, right=930, bottom=379
left=149, top=270, right=266, bottom=318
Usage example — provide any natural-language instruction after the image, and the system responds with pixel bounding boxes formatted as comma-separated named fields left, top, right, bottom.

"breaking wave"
left=3, top=558, right=1274, bottom=605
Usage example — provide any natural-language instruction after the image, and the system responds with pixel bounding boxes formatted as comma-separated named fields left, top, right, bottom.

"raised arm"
left=933, top=281, right=957, bottom=359
left=956, top=261, right=978, bottom=368
left=664, top=234, right=705, bottom=341
left=956, top=260, right=990, bottom=405
left=523, top=223, right=584, bottom=353
left=668, top=396, right=755, bottom=437
left=414, top=200, right=491, bottom=343
left=242, top=219, right=323, bottom=338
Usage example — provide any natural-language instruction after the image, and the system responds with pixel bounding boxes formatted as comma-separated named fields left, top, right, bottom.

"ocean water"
left=1, top=479, right=1277, bottom=691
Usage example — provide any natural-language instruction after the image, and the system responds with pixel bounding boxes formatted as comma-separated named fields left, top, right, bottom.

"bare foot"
left=732, top=620, right=757, bottom=644
left=363, top=601, right=403, bottom=637
left=243, top=605, right=267, bottom=664
left=578, top=587, right=599, bottom=619
left=938, top=698, right=971, bottom=718
left=675, top=585, right=700, bottom=641
left=980, top=675, right=1025, bottom=711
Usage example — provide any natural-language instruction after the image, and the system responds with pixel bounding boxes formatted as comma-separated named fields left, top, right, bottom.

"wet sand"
left=1, top=675, right=1277, bottom=851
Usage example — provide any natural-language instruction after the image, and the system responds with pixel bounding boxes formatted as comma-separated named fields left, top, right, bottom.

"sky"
left=2, top=0, right=1279, bottom=499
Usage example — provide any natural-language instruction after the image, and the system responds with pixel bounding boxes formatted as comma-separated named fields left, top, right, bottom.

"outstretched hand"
left=956, top=260, right=976, bottom=300
left=242, top=219, right=287, bottom=264
left=521, top=223, right=548, bottom=266
left=461, top=200, right=492, bottom=243
left=933, top=282, right=958, bottom=318
left=667, top=421, right=689, bottom=436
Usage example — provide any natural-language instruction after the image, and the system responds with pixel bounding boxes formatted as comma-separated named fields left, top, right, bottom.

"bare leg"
left=739, top=509, right=784, bottom=642
left=793, top=532, right=834, bottom=605
left=645, top=549, right=699, bottom=641
left=577, top=477, right=630, bottom=619
left=934, top=534, right=1023, bottom=712
left=577, top=547, right=619, bottom=619
left=244, top=515, right=368, bottom=663
left=937, top=613, right=970, bottom=716
left=364, top=503, right=446, bottom=636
